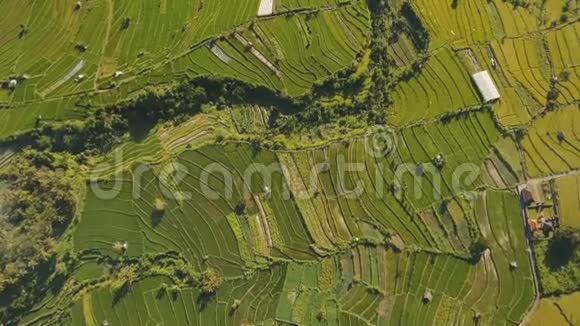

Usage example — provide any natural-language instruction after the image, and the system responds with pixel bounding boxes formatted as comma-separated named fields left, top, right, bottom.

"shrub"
left=231, top=299, right=241, bottom=311
left=121, top=17, right=131, bottom=29
left=469, top=237, right=490, bottom=262
left=154, top=198, right=167, bottom=212
left=200, top=268, right=223, bottom=294
left=317, top=310, right=327, bottom=321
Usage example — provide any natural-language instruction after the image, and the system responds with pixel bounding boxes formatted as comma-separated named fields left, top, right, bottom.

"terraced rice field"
left=275, top=110, right=510, bottom=253
left=521, top=105, right=580, bottom=178
left=388, top=33, right=418, bottom=68
left=389, top=0, right=577, bottom=129
left=0, top=0, right=369, bottom=138
left=22, top=268, right=288, bottom=326
left=230, top=105, right=271, bottom=134
left=473, top=190, right=536, bottom=323
left=89, top=113, right=229, bottom=179
left=4, top=1, right=578, bottom=325
left=277, top=0, right=340, bottom=11
left=492, top=38, right=552, bottom=107
left=481, top=136, right=524, bottom=188
left=76, top=142, right=319, bottom=271
left=411, top=0, right=544, bottom=48
left=24, top=187, right=536, bottom=325
left=82, top=109, right=514, bottom=261
left=529, top=292, right=580, bottom=326
left=389, top=48, right=480, bottom=125
left=11, top=109, right=534, bottom=325
left=455, top=44, right=541, bottom=127
left=411, top=0, right=503, bottom=48
left=0, top=147, right=14, bottom=172
left=555, top=174, right=580, bottom=228
left=546, top=24, right=580, bottom=104
left=552, top=292, right=580, bottom=325
left=23, top=184, right=535, bottom=325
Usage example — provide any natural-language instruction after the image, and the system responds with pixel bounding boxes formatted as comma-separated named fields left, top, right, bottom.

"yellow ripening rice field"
left=555, top=174, right=580, bottom=228
left=522, top=105, right=580, bottom=178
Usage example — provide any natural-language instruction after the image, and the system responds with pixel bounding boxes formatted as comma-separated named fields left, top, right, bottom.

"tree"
left=151, top=198, right=168, bottom=227
left=200, top=268, right=223, bottom=294
left=469, top=237, right=490, bottom=262
left=112, top=241, right=128, bottom=254
left=111, top=265, right=137, bottom=304
left=112, top=264, right=137, bottom=302
left=557, top=227, right=580, bottom=246
left=157, top=283, right=169, bottom=298
left=154, top=197, right=167, bottom=212
left=317, top=310, right=327, bottom=321
left=116, top=265, right=137, bottom=286
left=547, top=226, right=580, bottom=268
left=121, top=17, right=131, bottom=29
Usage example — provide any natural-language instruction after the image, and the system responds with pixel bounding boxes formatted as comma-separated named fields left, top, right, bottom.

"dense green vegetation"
left=535, top=227, right=580, bottom=295
left=0, top=150, right=82, bottom=318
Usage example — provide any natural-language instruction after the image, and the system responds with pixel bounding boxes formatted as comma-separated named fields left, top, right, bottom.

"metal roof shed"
left=471, top=71, right=500, bottom=102
left=257, top=0, right=274, bottom=16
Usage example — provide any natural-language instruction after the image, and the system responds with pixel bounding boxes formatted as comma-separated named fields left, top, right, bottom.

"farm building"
left=257, top=0, right=274, bottom=16
left=471, top=71, right=500, bottom=102
left=521, top=187, right=537, bottom=206
left=528, top=219, right=538, bottom=232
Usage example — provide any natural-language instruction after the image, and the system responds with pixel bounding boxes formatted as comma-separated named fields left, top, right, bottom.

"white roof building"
left=257, top=0, right=274, bottom=16
left=471, top=71, right=500, bottom=102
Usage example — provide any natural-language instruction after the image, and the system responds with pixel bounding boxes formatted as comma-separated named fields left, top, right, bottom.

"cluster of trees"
left=28, top=78, right=290, bottom=156
left=507, top=0, right=530, bottom=8
left=365, top=0, right=391, bottom=124
left=30, top=83, right=209, bottom=154
left=399, top=2, right=430, bottom=52
left=273, top=0, right=428, bottom=134
left=537, top=226, right=580, bottom=295
left=199, top=268, right=223, bottom=294
left=559, top=0, right=576, bottom=23
left=0, top=150, right=80, bottom=319
left=547, top=226, right=580, bottom=267
left=546, top=77, right=561, bottom=111
left=469, top=237, right=490, bottom=262
left=13, top=1, right=434, bottom=156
